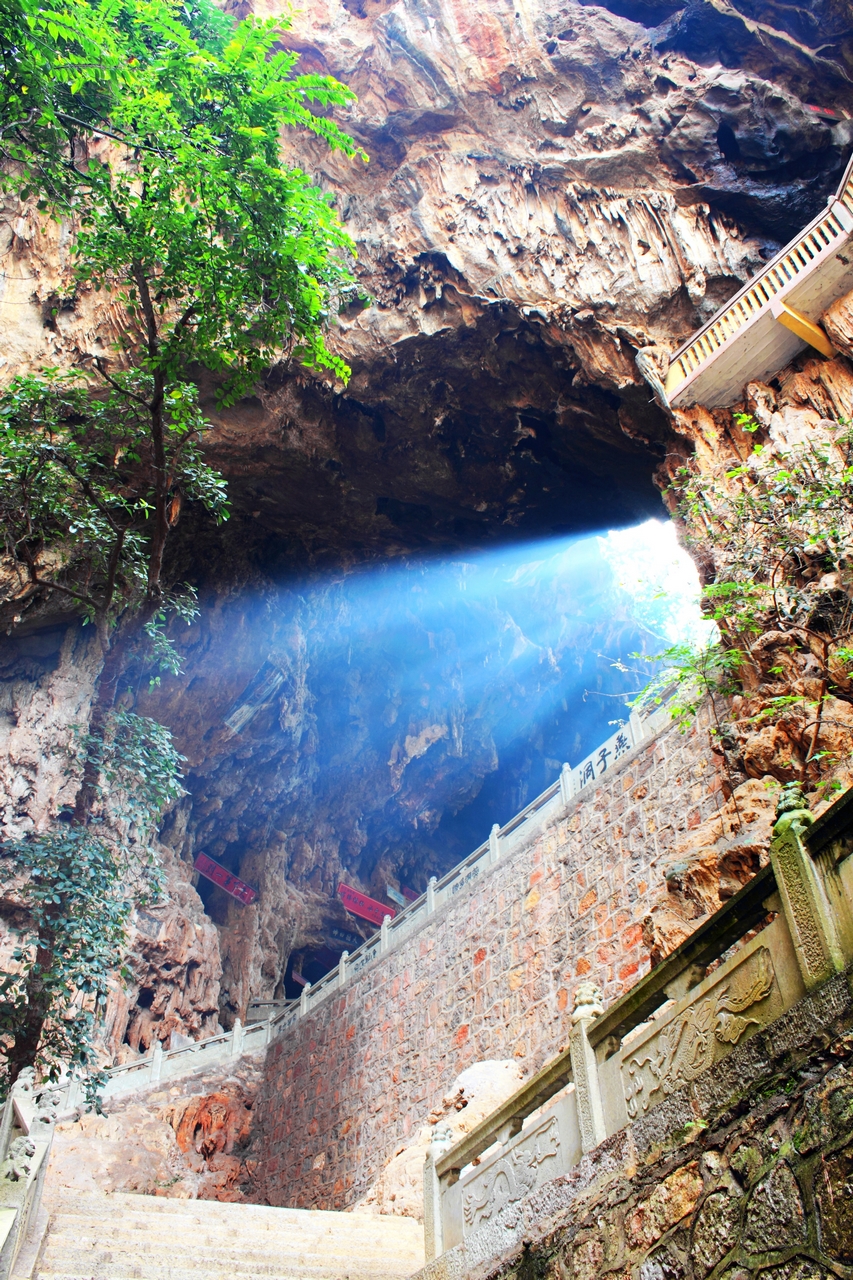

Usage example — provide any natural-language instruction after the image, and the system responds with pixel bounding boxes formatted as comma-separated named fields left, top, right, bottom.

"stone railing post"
left=559, top=762, right=573, bottom=806
left=770, top=783, right=845, bottom=990
left=150, top=1039, right=163, bottom=1084
left=231, top=1018, right=244, bottom=1058
left=300, top=982, right=311, bottom=1016
left=380, top=915, right=391, bottom=953
left=427, top=876, right=437, bottom=914
left=568, top=983, right=607, bottom=1153
left=423, top=1124, right=453, bottom=1261
left=489, top=823, right=501, bottom=865
left=339, top=951, right=349, bottom=986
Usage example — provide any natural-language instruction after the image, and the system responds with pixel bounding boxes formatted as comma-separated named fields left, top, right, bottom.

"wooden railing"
left=664, top=153, right=853, bottom=406
left=424, top=783, right=853, bottom=1260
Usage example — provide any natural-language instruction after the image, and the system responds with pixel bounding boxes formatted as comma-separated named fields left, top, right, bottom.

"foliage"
left=89, top=709, right=186, bottom=841
left=0, top=710, right=180, bottom=1103
left=1, top=0, right=364, bottom=387
left=0, top=827, right=132, bottom=1105
left=0, top=0, right=364, bottom=630
left=632, top=640, right=743, bottom=728
left=0, top=368, right=227, bottom=631
left=0, top=0, right=364, bottom=1090
left=634, top=415, right=853, bottom=770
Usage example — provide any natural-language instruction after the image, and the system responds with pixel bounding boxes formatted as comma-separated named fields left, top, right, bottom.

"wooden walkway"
left=665, top=153, right=853, bottom=408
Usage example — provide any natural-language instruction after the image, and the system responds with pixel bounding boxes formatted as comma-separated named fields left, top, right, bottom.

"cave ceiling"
left=182, top=0, right=853, bottom=567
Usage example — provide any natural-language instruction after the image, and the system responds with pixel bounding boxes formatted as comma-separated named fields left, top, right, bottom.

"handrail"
left=805, top=786, right=853, bottom=856
left=427, top=784, right=853, bottom=1263
left=588, top=863, right=776, bottom=1051
left=434, top=862, right=776, bottom=1180
left=0, top=1074, right=61, bottom=1279
left=435, top=1052, right=575, bottom=1179
left=664, top=150, right=853, bottom=406
left=247, top=704, right=670, bottom=1028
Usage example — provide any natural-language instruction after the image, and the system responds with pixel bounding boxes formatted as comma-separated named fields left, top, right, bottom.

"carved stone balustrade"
left=424, top=783, right=853, bottom=1265
left=0, top=1073, right=63, bottom=1280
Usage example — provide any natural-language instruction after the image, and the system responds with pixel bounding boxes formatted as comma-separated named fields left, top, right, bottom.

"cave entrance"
left=178, top=516, right=711, bottom=979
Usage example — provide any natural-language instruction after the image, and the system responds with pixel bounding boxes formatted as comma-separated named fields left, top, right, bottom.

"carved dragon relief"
left=463, top=1117, right=559, bottom=1233
left=623, top=946, right=777, bottom=1120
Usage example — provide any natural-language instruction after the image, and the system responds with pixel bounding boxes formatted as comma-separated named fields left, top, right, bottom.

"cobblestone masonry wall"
left=256, top=709, right=723, bottom=1210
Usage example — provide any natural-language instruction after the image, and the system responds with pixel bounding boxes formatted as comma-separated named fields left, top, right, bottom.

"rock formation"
left=2, top=0, right=853, bottom=1066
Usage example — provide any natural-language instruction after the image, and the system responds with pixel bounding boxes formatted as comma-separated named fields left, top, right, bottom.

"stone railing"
left=664, top=150, right=853, bottom=409
left=0, top=1073, right=64, bottom=1280
left=67, top=1014, right=279, bottom=1108
left=5, top=702, right=671, bottom=1125
left=246, top=705, right=670, bottom=1031
left=423, top=781, right=853, bottom=1264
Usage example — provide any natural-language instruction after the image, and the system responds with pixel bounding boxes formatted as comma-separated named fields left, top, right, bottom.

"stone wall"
left=425, top=967, right=853, bottom=1280
left=255, top=708, right=725, bottom=1210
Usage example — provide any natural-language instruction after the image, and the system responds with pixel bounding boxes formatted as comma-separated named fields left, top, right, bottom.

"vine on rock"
left=636, top=413, right=853, bottom=794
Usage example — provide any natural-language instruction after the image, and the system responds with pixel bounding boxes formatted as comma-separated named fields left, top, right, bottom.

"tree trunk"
left=72, top=633, right=129, bottom=823
left=5, top=932, right=56, bottom=1090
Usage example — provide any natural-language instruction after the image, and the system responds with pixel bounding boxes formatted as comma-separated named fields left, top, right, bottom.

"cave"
left=3, top=0, right=853, bottom=1271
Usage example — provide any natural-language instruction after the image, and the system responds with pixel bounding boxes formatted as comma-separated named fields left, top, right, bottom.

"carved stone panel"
left=622, top=939, right=783, bottom=1121
left=461, top=1116, right=560, bottom=1235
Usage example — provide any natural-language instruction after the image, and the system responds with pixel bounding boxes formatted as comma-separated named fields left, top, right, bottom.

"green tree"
left=0, top=0, right=363, bottom=1091
left=0, top=712, right=182, bottom=1099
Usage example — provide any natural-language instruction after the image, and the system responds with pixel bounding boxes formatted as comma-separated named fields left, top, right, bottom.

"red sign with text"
left=194, top=853, right=258, bottom=906
left=338, top=883, right=396, bottom=926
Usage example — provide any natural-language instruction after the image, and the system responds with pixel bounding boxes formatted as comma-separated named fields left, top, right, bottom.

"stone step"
left=39, top=1237, right=419, bottom=1269
left=33, top=1193, right=424, bottom=1280
left=39, top=1262, right=414, bottom=1280
left=45, top=1211, right=418, bottom=1243
left=46, top=1195, right=416, bottom=1231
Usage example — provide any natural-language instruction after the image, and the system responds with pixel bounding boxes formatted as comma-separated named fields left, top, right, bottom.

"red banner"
left=338, top=883, right=396, bottom=926
left=194, top=853, right=258, bottom=906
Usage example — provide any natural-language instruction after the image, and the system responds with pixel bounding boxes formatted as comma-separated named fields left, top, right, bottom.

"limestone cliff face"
left=1, top=0, right=852, bottom=1052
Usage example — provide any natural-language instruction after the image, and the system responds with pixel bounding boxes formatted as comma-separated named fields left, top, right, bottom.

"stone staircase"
left=23, top=1193, right=425, bottom=1280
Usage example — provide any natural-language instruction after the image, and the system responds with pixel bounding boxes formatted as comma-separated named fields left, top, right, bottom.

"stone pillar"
left=231, top=1018, right=244, bottom=1058
left=770, top=784, right=845, bottom=990
left=489, top=823, right=501, bottom=865
left=423, top=1124, right=453, bottom=1261
left=150, top=1039, right=163, bottom=1084
left=427, top=876, right=437, bottom=914
left=559, top=762, right=573, bottom=807
left=339, top=951, right=349, bottom=986
left=569, top=983, right=606, bottom=1153
left=380, top=915, right=391, bottom=953
left=300, top=982, right=311, bottom=1016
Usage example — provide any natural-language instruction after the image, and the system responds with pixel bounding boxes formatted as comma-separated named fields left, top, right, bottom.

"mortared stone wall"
left=255, top=708, right=723, bottom=1210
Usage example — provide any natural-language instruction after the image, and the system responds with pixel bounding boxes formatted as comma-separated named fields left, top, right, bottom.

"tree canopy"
left=0, top=0, right=364, bottom=1095
left=1, top=0, right=363, bottom=385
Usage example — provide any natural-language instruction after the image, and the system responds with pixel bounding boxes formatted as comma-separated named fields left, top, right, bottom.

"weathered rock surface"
left=2, top=0, right=853, bottom=1108
left=426, top=982, right=853, bottom=1280
left=43, top=1052, right=266, bottom=1202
